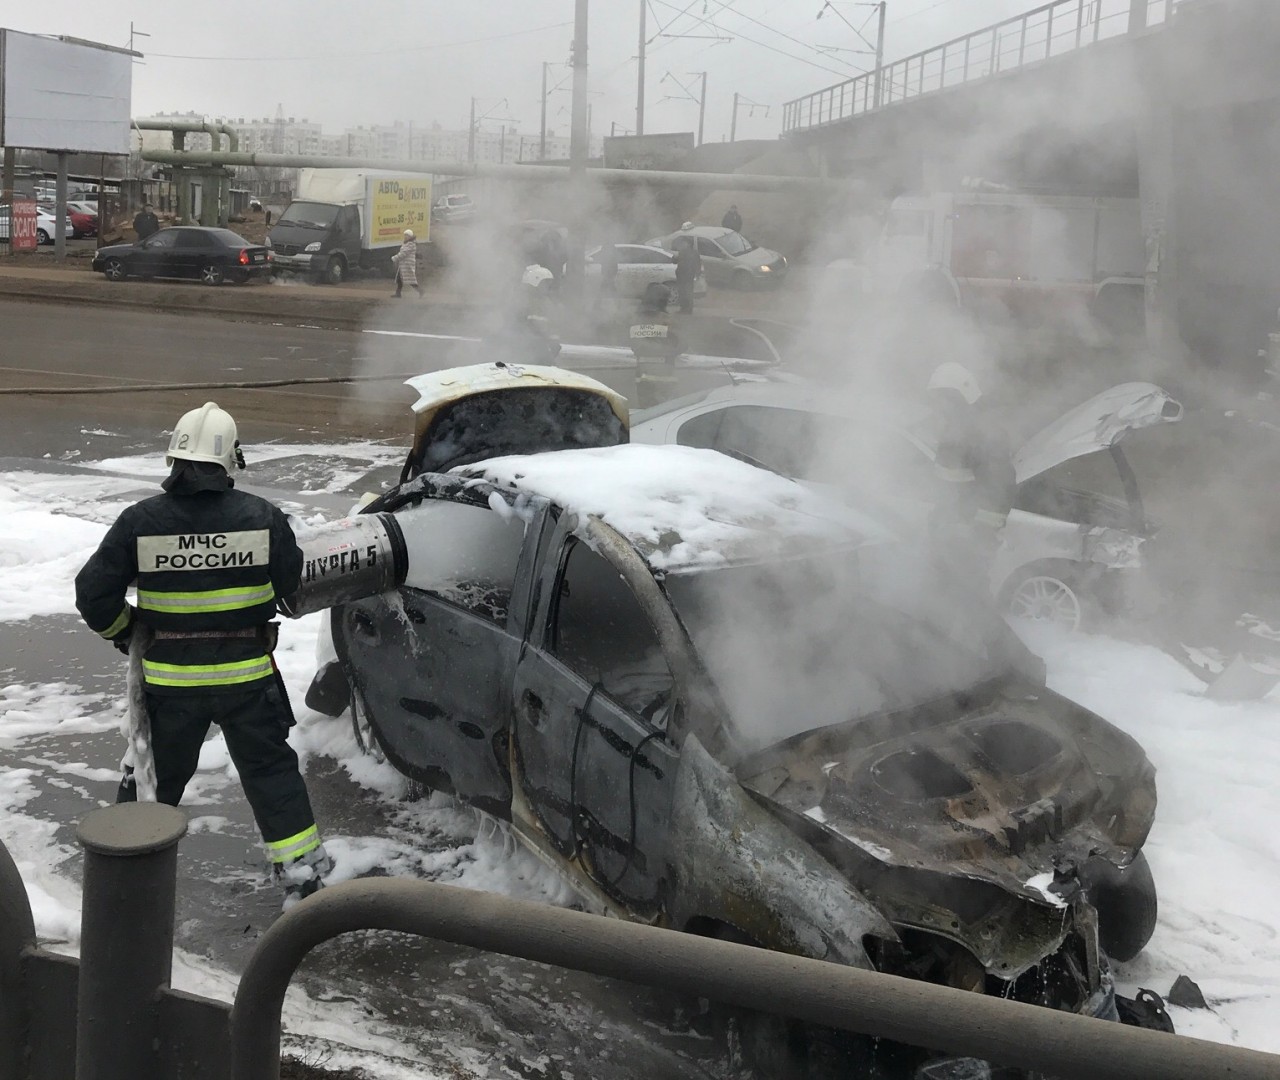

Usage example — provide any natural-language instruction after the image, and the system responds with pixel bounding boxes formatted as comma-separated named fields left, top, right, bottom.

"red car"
left=68, top=209, right=98, bottom=238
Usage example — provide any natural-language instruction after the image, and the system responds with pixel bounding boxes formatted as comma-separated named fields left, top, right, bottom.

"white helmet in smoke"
left=680, top=221, right=693, bottom=230
left=166, top=402, right=242, bottom=471
left=926, top=362, right=982, bottom=405
left=403, top=228, right=415, bottom=239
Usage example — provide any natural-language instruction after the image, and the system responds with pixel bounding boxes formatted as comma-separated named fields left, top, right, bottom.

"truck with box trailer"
left=267, top=169, right=432, bottom=284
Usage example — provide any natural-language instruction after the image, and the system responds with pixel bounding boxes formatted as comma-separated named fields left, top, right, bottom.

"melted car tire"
left=1082, top=851, right=1158, bottom=963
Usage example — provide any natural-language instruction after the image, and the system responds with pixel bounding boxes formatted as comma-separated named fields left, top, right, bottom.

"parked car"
left=45, top=205, right=97, bottom=238
left=646, top=224, right=787, bottom=289
left=431, top=193, right=476, bottom=225
left=584, top=243, right=706, bottom=299
left=0, top=205, right=72, bottom=246
left=308, top=363, right=1161, bottom=1071
left=630, top=378, right=1183, bottom=631
left=91, top=227, right=271, bottom=285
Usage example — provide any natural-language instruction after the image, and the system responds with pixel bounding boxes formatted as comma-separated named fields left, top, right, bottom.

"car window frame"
left=141, top=230, right=179, bottom=250
left=544, top=533, right=678, bottom=736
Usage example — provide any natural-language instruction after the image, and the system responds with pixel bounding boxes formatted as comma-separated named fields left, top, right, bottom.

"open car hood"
left=402, top=362, right=629, bottom=477
left=1014, top=382, right=1182, bottom=483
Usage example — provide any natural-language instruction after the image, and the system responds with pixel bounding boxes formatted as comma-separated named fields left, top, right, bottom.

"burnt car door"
left=511, top=522, right=681, bottom=915
left=334, top=481, right=548, bottom=817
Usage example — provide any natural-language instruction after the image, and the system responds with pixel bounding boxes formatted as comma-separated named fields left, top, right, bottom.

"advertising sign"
left=602, top=132, right=695, bottom=171
left=367, top=177, right=432, bottom=247
left=11, top=199, right=37, bottom=251
left=0, top=30, right=133, bottom=153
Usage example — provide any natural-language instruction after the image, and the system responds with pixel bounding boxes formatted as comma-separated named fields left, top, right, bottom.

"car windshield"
left=277, top=201, right=338, bottom=228
left=207, top=229, right=250, bottom=247
left=665, top=547, right=1016, bottom=750
left=718, top=231, right=754, bottom=256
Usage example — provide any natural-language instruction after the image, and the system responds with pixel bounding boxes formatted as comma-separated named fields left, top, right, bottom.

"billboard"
left=602, top=132, right=695, bottom=171
left=0, top=31, right=132, bottom=153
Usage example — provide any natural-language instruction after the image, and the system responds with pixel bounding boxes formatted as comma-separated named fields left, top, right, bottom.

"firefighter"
left=74, top=402, right=331, bottom=908
left=926, top=362, right=1016, bottom=577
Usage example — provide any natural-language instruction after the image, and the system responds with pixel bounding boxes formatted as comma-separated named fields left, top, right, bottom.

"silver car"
left=646, top=225, right=787, bottom=289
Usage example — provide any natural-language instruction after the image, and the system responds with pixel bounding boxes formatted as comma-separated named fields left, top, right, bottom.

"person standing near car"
left=74, top=402, right=331, bottom=909
left=133, top=203, right=159, bottom=241
left=926, top=362, right=1016, bottom=579
left=721, top=204, right=743, bottom=233
left=392, top=228, right=422, bottom=299
left=674, top=236, right=702, bottom=315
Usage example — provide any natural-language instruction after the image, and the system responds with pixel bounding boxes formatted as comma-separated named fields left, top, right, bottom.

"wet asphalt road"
left=0, top=296, right=747, bottom=1079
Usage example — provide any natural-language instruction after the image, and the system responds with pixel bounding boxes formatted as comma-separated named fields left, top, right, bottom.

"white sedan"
left=584, top=243, right=706, bottom=299
left=0, top=205, right=73, bottom=245
left=631, top=377, right=1183, bottom=631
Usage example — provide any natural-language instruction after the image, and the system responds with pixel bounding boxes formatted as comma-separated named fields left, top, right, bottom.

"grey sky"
left=5, top=0, right=1029, bottom=143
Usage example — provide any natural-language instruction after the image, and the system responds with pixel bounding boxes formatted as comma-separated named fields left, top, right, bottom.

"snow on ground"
left=1016, top=621, right=1280, bottom=1051
left=2, top=449, right=1280, bottom=1066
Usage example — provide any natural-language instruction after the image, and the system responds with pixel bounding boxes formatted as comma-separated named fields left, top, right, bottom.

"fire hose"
left=0, top=372, right=419, bottom=395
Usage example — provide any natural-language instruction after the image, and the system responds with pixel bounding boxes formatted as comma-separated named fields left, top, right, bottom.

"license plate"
left=630, top=324, right=669, bottom=339
left=252, top=253, right=265, bottom=262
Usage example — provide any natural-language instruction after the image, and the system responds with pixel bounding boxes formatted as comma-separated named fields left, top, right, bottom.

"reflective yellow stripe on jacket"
left=137, top=583, right=275, bottom=615
left=265, top=824, right=321, bottom=865
left=141, top=655, right=275, bottom=688
left=97, top=605, right=132, bottom=639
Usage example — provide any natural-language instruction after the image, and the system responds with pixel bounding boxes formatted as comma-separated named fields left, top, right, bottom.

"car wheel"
left=733, top=268, right=755, bottom=291
left=323, top=256, right=346, bottom=285
left=1001, top=562, right=1089, bottom=631
left=101, top=258, right=127, bottom=282
left=199, top=263, right=225, bottom=286
left=36, top=229, right=50, bottom=245
left=1081, top=851, right=1158, bottom=962
left=350, top=685, right=385, bottom=764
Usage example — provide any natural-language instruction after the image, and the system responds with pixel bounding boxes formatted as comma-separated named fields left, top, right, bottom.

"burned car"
left=313, top=376, right=1160, bottom=1062
left=631, top=378, right=1183, bottom=631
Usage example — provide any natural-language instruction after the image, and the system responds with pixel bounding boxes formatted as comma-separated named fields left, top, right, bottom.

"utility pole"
left=468, top=97, right=476, bottom=163
left=566, top=0, right=589, bottom=300
left=730, top=91, right=739, bottom=142
left=697, top=72, right=708, bottom=147
left=873, top=1, right=887, bottom=108
left=636, top=0, right=646, bottom=136
left=540, top=61, right=550, bottom=160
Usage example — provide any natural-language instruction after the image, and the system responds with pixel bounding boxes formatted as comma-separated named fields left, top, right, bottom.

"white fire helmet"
left=926, top=362, right=982, bottom=405
left=680, top=221, right=694, bottom=230
left=166, top=402, right=241, bottom=471
left=403, top=228, right=415, bottom=240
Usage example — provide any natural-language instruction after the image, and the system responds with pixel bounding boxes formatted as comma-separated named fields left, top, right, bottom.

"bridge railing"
left=782, top=0, right=1176, bottom=135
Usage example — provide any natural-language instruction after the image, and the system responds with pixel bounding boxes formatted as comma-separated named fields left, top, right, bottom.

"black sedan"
left=92, top=226, right=271, bottom=286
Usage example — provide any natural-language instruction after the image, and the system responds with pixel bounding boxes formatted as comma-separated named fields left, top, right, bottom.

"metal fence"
left=782, top=0, right=1178, bottom=135
left=5, top=803, right=1280, bottom=1080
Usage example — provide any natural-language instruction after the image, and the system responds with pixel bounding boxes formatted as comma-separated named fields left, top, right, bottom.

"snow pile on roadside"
left=1017, top=620, right=1280, bottom=1051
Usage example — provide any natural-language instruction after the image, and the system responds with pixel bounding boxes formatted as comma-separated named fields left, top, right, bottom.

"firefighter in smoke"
left=926, top=362, right=1016, bottom=578
left=74, top=402, right=331, bottom=908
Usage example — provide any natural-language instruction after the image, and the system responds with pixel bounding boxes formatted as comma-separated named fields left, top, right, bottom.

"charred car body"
left=309, top=364, right=1160, bottom=1062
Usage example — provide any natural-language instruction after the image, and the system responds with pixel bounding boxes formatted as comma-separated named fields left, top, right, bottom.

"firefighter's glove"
left=233, top=440, right=247, bottom=470
left=261, top=621, right=280, bottom=654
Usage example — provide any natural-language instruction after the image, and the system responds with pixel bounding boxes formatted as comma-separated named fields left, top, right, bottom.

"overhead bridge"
left=782, top=0, right=1175, bottom=138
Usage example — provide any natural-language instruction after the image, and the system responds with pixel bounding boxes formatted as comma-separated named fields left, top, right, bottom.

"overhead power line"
left=147, top=21, right=572, bottom=62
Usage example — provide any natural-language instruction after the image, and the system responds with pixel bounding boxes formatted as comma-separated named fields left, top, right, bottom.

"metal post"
left=636, top=0, right=646, bottom=136
left=1076, top=0, right=1086, bottom=48
left=730, top=91, right=739, bottom=142
left=564, top=0, right=589, bottom=301
left=1129, top=0, right=1149, bottom=32
left=873, top=1, right=886, bottom=106
left=540, top=61, right=549, bottom=160
left=697, top=72, right=707, bottom=146
left=75, top=803, right=187, bottom=1080
left=1, top=147, right=14, bottom=261
left=500, top=125, right=506, bottom=164
left=1020, top=14, right=1029, bottom=62
left=0, top=835, right=36, bottom=1080
left=54, top=154, right=68, bottom=262
left=1046, top=5, right=1055, bottom=57
left=467, top=97, right=476, bottom=164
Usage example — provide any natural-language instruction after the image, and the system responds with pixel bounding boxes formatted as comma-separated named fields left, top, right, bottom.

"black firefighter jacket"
left=75, top=480, right=303, bottom=696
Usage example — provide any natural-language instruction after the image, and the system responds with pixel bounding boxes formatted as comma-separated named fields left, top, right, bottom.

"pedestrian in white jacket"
left=392, top=229, right=421, bottom=299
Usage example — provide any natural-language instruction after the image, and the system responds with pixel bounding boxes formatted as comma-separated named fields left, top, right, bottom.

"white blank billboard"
left=0, top=30, right=132, bottom=153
